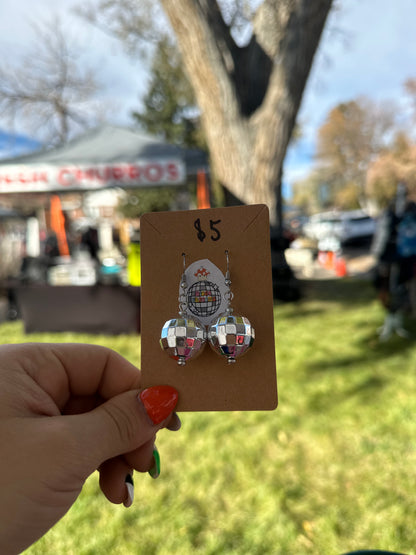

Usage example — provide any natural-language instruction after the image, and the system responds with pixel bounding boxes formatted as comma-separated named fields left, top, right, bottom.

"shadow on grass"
left=291, top=276, right=375, bottom=305
left=346, top=374, right=387, bottom=396
left=306, top=325, right=416, bottom=375
left=304, top=323, right=416, bottom=412
left=276, top=305, right=327, bottom=320
left=288, top=276, right=416, bottom=369
left=275, top=278, right=376, bottom=322
left=287, top=277, right=416, bottom=411
left=307, top=371, right=389, bottom=414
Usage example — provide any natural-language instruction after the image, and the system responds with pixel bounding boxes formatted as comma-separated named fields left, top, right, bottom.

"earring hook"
left=179, top=252, right=188, bottom=315
left=225, top=249, right=231, bottom=285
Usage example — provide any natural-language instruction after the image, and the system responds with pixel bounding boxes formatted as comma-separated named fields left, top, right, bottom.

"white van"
left=303, top=210, right=376, bottom=244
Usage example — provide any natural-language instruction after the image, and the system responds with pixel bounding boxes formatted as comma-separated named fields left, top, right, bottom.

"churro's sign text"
left=0, top=159, right=185, bottom=192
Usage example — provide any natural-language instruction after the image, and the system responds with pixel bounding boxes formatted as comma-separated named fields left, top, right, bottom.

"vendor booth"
left=0, top=125, right=209, bottom=333
left=0, top=124, right=208, bottom=194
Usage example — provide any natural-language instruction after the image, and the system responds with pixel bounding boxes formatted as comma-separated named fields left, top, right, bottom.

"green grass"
left=3, top=277, right=416, bottom=554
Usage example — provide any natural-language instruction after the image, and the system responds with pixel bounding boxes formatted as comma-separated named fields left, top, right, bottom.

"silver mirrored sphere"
left=208, top=313, right=255, bottom=363
left=160, top=317, right=206, bottom=365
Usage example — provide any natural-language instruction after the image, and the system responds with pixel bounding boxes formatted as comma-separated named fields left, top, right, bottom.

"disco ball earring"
left=160, top=253, right=206, bottom=366
left=208, top=250, right=255, bottom=363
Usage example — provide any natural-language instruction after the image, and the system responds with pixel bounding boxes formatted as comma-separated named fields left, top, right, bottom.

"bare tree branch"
left=74, top=0, right=168, bottom=55
left=0, top=15, right=104, bottom=146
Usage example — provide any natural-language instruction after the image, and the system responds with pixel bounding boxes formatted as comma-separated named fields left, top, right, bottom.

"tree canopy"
left=366, top=133, right=416, bottom=208
left=314, top=98, right=396, bottom=209
left=292, top=78, right=416, bottom=214
left=131, top=35, right=204, bottom=149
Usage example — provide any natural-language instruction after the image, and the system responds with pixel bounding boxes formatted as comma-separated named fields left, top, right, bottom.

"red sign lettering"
left=58, top=168, right=74, bottom=186
left=144, top=163, right=163, bottom=182
left=166, top=162, right=179, bottom=181
left=128, top=165, right=140, bottom=180
left=111, top=166, right=124, bottom=180
left=0, top=159, right=185, bottom=192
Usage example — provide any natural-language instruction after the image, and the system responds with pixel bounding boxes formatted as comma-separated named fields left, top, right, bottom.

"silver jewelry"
left=208, top=250, right=255, bottom=363
left=160, top=253, right=206, bottom=366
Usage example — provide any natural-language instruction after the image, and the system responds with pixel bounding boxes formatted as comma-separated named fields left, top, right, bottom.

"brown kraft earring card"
left=140, top=204, right=278, bottom=412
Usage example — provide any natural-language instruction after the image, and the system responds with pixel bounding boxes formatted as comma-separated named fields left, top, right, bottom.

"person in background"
left=81, top=226, right=100, bottom=261
left=372, top=183, right=416, bottom=340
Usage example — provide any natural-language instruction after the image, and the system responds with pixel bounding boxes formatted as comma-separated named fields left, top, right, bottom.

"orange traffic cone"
left=196, top=169, right=211, bottom=209
left=325, top=251, right=335, bottom=270
left=335, top=255, right=348, bottom=277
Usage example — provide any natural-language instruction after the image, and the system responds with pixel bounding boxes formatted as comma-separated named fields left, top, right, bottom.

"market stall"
left=0, top=124, right=208, bottom=194
left=0, top=125, right=209, bottom=333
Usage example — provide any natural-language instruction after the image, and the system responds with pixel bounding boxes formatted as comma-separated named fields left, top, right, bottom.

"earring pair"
left=160, top=250, right=255, bottom=365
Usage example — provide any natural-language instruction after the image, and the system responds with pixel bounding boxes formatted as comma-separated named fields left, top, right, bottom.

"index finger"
left=0, top=343, right=141, bottom=410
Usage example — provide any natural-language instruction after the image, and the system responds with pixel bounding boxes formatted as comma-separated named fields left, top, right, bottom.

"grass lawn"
left=2, top=277, right=416, bottom=554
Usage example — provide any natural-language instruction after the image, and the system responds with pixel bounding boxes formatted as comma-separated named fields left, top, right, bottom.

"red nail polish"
left=139, top=385, right=179, bottom=425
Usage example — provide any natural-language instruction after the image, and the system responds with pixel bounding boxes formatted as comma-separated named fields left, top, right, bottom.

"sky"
left=285, top=0, right=416, bottom=187
left=0, top=0, right=415, bottom=192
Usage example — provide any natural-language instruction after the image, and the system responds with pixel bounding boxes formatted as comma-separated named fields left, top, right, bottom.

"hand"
left=0, top=343, right=180, bottom=554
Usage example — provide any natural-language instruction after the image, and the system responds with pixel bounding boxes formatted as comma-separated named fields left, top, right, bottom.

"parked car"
left=303, top=210, right=376, bottom=245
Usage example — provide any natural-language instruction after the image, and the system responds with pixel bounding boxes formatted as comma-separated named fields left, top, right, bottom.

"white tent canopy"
left=0, top=125, right=208, bottom=194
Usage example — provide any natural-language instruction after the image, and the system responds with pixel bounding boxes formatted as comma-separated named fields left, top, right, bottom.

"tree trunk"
left=160, top=0, right=333, bottom=226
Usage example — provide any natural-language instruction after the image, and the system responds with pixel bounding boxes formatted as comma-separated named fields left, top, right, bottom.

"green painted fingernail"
left=148, top=447, right=160, bottom=479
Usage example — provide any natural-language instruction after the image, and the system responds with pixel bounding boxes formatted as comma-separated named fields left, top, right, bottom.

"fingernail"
left=139, top=385, right=179, bottom=425
left=123, top=473, right=134, bottom=508
left=148, top=446, right=160, bottom=479
left=167, top=412, right=182, bottom=432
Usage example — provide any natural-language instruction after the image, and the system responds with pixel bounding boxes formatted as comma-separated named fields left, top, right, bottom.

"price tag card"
left=140, top=204, right=278, bottom=412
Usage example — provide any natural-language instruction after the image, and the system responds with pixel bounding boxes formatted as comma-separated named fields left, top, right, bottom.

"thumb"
left=70, top=385, right=179, bottom=468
